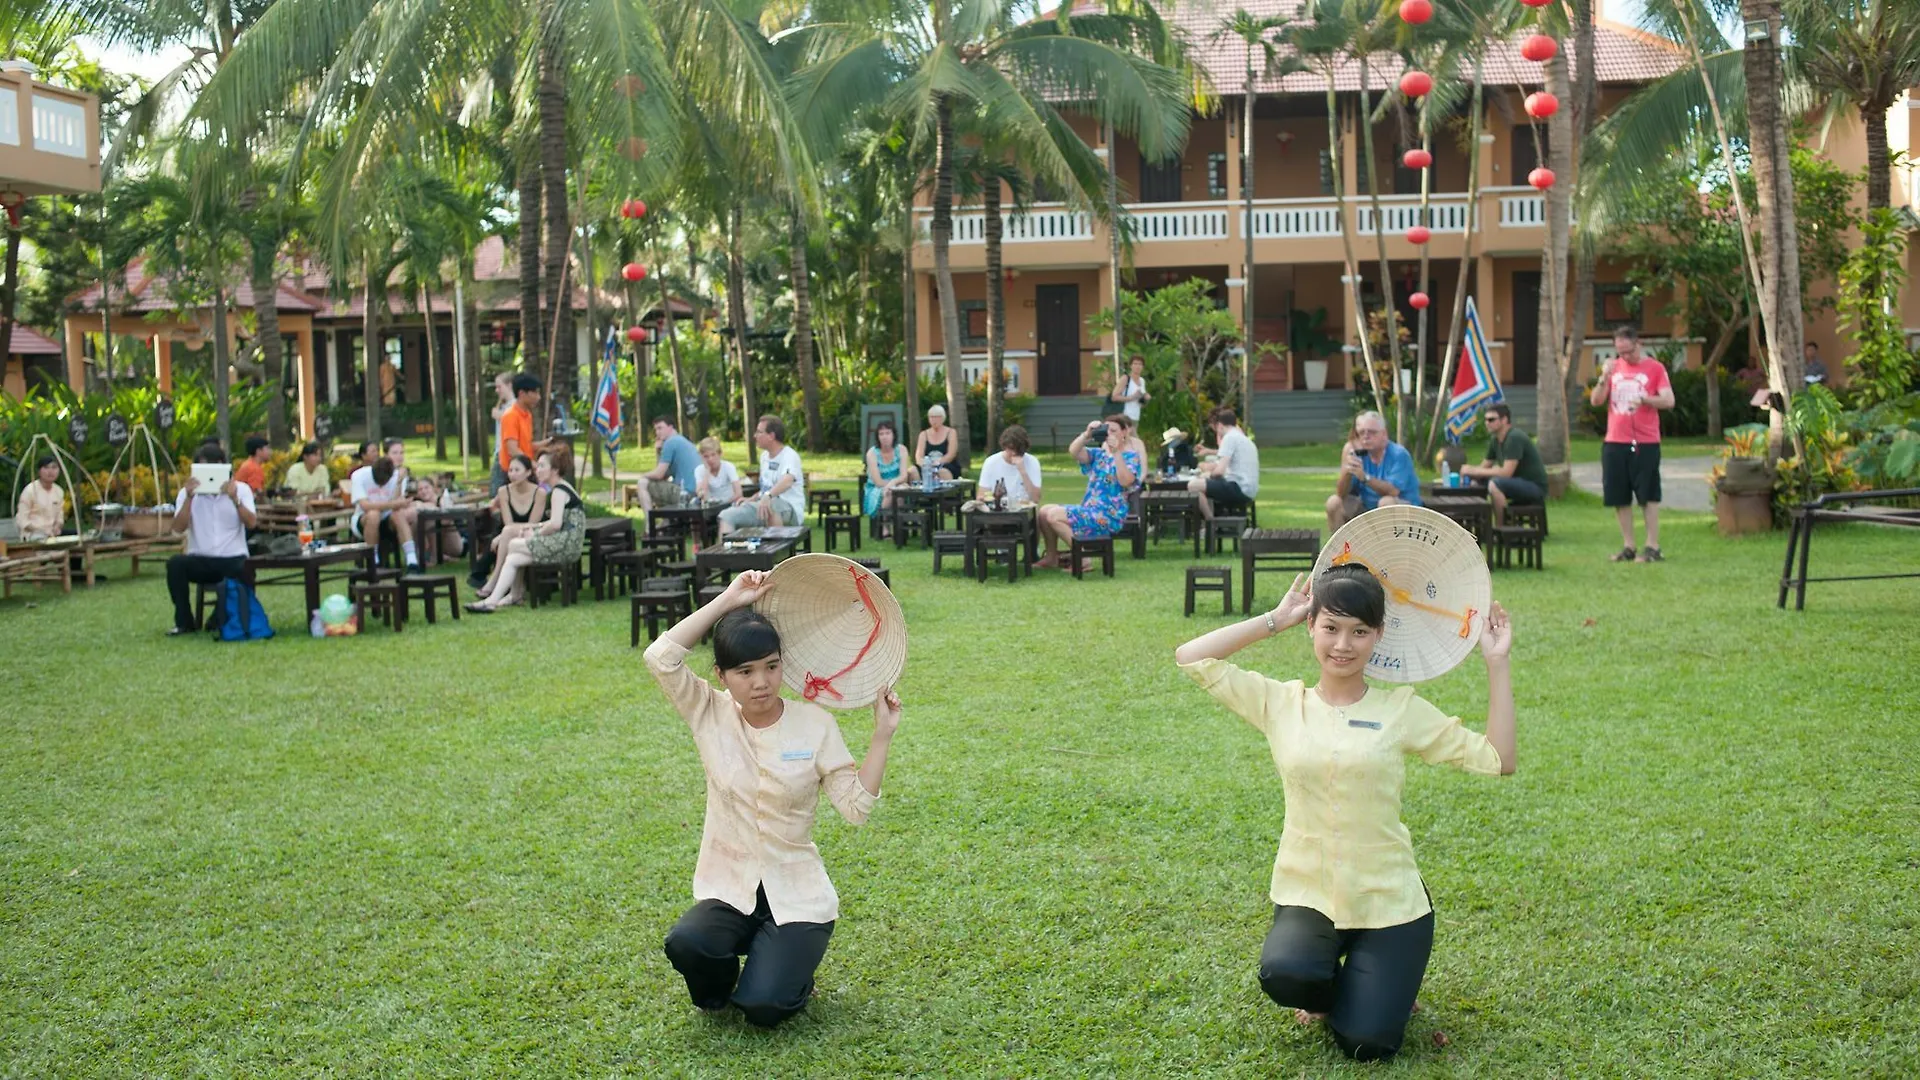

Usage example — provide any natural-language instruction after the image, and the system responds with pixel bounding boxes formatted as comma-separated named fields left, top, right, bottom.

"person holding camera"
left=1326, top=411, right=1421, bottom=535
left=1033, top=416, right=1139, bottom=571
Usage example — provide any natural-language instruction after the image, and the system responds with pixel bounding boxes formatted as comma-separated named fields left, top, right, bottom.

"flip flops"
left=1636, top=546, right=1664, bottom=563
left=1610, top=546, right=1636, bottom=562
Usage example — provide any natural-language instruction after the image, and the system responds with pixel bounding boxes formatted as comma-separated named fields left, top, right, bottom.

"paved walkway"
left=1569, top=455, right=1717, bottom=513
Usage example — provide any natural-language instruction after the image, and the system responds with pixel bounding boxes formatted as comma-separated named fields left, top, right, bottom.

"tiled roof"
left=67, top=260, right=323, bottom=314
left=6, top=325, right=61, bottom=355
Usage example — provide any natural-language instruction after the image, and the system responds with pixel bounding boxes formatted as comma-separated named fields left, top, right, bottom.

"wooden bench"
left=1, top=548, right=72, bottom=599
left=1241, top=529, right=1319, bottom=614
left=1778, top=487, right=1920, bottom=610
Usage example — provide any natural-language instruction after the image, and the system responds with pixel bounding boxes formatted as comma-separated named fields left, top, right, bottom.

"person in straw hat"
left=643, top=569, right=903, bottom=1028
left=1173, top=566, right=1515, bottom=1062
left=1157, top=426, right=1197, bottom=475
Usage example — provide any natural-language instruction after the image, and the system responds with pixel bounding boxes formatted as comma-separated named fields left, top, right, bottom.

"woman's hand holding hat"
left=724, top=569, right=770, bottom=608
left=1478, top=602, right=1512, bottom=662
left=874, top=687, right=902, bottom=737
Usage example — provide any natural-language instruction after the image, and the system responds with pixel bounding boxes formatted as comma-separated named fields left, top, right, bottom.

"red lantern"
left=1399, top=70, right=1433, bottom=98
left=1519, top=0, right=1551, bottom=7
left=622, top=263, right=648, bottom=282
left=1520, top=34, right=1558, bottom=62
left=1406, top=225, right=1431, bottom=245
left=1525, top=91, right=1559, bottom=119
left=1528, top=167, right=1557, bottom=190
left=1402, top=148, right=1433, bottom=170
left=1409, top=291, right=1431, bottom=310
left=619, top=198, right=648, bottom=220
left=626, top=326, right=649, bottom=344
left=1399, top=0, right=1433, bottom=24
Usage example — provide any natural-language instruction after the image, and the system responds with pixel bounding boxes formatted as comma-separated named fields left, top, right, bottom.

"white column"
left=325, top=331, right=340, bottom=405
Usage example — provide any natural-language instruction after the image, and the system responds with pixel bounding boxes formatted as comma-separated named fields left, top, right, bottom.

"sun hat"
left=1310, top=505, right=1491, bottom=684
left=1162, top=427, right=1186, bottom=443
left=757, top=553, right=907, bottom=709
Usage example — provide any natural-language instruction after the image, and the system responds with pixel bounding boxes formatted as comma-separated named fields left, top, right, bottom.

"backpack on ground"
left=216, top=578, right=275, bottom=641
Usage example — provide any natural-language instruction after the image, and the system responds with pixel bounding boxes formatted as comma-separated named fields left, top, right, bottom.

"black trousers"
left=1258, top=905, right=1434, bottom=1062
left=663, top=886, right=834, bottom=1029
left=166, top=554, right=247, bottom=632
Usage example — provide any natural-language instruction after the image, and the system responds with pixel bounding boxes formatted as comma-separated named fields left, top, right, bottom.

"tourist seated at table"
left=1457, top=404, right=1548, bottom=526
left=694, top=437, right=740, bottom=505
left=233, top=435, right=271, bottom=496
left=864, top=420, right=914, bottom=526
left=1327, top=410, right=1421, bottom=535
left=471, top=453, right=546, bottom=591
left=1189, top=407, right=1260, bottom=521
left=468, top=451, right=584, bottom=612
left=1158, top=428, right=1197, bottom=474
left=638, top=418, right=701, bottom=511
left=284, top=442, right=333, bottom=500
left=164, top=444, right=256, bottom=636
left=339, top=440, right=380, bottom=504
left=1034, top=417, right=1139, bottom=571
left=719, top=415, right=805, bottom=537
left=350, top=451, right=421, bottom=572
left=975, top=424, right=1042, bottom=505
left=15, top=455, right=66, bottom=541
left=410, top=475, right=464, bottom=559
left=912, top=404, right=962, bottom=480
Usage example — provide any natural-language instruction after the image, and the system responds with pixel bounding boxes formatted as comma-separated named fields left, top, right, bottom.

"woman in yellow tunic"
left=1174, top=565, right=1515, bottom=1061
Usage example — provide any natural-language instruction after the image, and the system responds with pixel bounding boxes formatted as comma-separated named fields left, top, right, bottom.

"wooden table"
left=244, top=542, right=378, bottom=626
left=893, top=484, right=970, bottom=548
left=4, top=533, right=182, bottom=588
left=415, top=506, right=478, bottom=566
left=694, top=527, right=807, bottom=584
left=1421, top=480, right=1490, bottom=502
left=1141, top=490, right=1202, bottom=556
left=1427, top=495, right=1494, bottom=548
left=585, top=517, right=636, bottom=598
left=648, top=502, right=726, bottom=548
left=965, top=506, right=1038, bottom=575
left=1146, top=472, right=1199, bottom=493
left=255, top=500, right=354, bottom=540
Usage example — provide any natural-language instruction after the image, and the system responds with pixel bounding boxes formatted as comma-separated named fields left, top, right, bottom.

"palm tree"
left=1787, top=0, right=1920, bottom=210
left=1742, top=0, right=1808, bottom=415
left=1214, top=9, right=1299, bottom=422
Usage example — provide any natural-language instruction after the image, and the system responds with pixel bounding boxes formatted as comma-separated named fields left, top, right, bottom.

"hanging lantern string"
left=1329, top=541, right=1479, bottom=638
left=801, top=566, right=885, bottom=702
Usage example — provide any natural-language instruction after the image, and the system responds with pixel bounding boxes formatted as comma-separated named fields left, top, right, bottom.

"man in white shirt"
left=164, top=445, right=257, bottom=635
left=1188, top=406, right=1260, bottom=520
left=975, top=425, right=1044, bottom=504
left=718, top=415, right=806, bottom=537
left=350, top=439, right=421, bottom=570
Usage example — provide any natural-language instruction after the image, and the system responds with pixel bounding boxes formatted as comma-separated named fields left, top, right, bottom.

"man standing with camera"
left=1591, top=325, right=1673, bottom=562
left=1326, top=410, right=1421, bottom=535
left=1188, top=407, right=1259, bottom=521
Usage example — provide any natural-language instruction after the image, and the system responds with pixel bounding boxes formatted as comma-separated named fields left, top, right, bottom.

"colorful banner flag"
left=591, top=331, right=622, bottom=457
left=1446, top=296, right=1504, bottom=443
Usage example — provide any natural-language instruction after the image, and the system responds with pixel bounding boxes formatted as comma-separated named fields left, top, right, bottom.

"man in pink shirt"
left=1589, top=326, right=1674, bottom=562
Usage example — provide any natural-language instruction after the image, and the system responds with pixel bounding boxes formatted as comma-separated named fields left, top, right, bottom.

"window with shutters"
left=1208, top=152, right=1229, bottom=197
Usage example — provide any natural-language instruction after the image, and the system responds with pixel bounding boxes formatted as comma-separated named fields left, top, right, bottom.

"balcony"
left=0, top=64, right=102, bottom=197
left=913, top=188, right=1549, bottom=269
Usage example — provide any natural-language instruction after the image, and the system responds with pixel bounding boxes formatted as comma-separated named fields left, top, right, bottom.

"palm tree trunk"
left=212, top=284, right=233, bottom=447
left=1105, top=118, right=1124, bottom=390
left=421, top=285, right=446, bottom=460
left=573, top=169, right=603, bottom=479
left=1863, top=99, right=1892, bottom=210
left=1742, top=0, right=1805, bottom=455
left=1328, top=87, right=1385, bottom=413
left=516, top=154, right=544, bottom=378
left=250, top=253, right=289, bottom=447
left=1411, top=117, right=1432, bottom=453
left=1241, top=67, right=1257, bottom=421
left=726, top=201, right=757, bottom=434
left=463, top=268, right=483, bottom=456
left=1556, top=0, right=1599, bottom=462
left=1534, top=53, right=1575, bottom=467
left=984, top=175, right=1006, bottom=448
left=1356, top=60, right=1408, bottom=441
left=1424, top=64, right=1486, bottom=462
left=0, top=210, right=22, bottom=379
left=538, top=36, right=574, bottom=406
left=361, top=256, right=383, bottom=444
left=654, top=250, right=688, bottom=432
left=901, top=203, right=921, bottom=448
left=932, top=94, right=971, bottom=455
left=789, top=213, right=824, bottom=452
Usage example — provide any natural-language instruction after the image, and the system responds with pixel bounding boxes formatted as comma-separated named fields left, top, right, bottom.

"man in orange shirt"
left=499, top=374, right=542, bottom=474
left=233, top=435, right=272, bottom=496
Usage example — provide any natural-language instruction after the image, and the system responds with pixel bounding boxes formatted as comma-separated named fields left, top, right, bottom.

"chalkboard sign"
left=67, top=417, right=89, bottom=446
left=106, top=413, right=130, bottom=448
left=155, top=398, right=176, bottom=431
left=313, top=413, right=333, bottom=441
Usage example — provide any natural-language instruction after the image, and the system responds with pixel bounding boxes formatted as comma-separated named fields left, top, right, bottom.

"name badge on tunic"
left=780, top=748, right=814, bottom=761
left=1347, top=719, right=1382, bottom=730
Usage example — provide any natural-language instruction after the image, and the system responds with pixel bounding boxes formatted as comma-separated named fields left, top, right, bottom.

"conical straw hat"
left=1311, top=505, right=1491, bottom=684
left=757, top=553, right=908, bottom=709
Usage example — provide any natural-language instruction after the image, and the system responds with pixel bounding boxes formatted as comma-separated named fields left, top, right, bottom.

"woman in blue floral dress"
left=1034, top=417, right=1140, bottom=570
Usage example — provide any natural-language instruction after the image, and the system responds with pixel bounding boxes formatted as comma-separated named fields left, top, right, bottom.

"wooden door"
left=1511, top=270, right=1540, bottom=385
left=1138, top=153, right=1182, bottom=203
left=1035, top=284, right=1081, bottom=396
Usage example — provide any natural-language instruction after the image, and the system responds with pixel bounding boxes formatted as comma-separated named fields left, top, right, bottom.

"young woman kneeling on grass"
left=1173, top=566, right=1515, bottom=1062
left=643, top=570, right=902, bottom=1028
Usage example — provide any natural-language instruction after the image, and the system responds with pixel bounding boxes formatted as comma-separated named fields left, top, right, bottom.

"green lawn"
left=3, top=474, right=1916, bottom=1076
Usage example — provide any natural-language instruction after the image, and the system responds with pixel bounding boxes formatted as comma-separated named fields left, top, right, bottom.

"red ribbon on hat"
left=801, top=566, right=884, bottom=702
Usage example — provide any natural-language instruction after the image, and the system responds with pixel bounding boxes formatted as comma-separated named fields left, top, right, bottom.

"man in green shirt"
left=1460, top=404, right=1547, bottom=525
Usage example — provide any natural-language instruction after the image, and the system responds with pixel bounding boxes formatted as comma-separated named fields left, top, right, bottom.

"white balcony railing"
left=0, top=87, right=18, bottom=146
left=921, top=205, right=1094, bottom=244
left=1246, top=200, right=1343, bottom=238
left=1126, top=203, right=1230, bottom=241
left=32, top=91, right=89, bottom=158
left=1355, top=195, right=1473, bottom=233
left=1499, top=194, right=1545, bottom=228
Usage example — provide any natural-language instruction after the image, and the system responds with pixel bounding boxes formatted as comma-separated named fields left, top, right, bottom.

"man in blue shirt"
left=1326, top=410, right=1422, bottom=535
left=637, top=418, right=702, bottom=510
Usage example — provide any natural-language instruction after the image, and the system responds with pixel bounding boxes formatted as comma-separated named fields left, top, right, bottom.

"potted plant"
left=1289, top=308, right=1339, bottom=392
left=1711, top=423, right=1774, bottom=535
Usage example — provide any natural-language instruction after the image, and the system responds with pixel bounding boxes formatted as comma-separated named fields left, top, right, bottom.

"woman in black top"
left=913, top=404, right=961, bottom=480
left=470, top=454, right=548, bottom=591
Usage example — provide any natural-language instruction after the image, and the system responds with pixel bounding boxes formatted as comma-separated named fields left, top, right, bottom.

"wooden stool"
left=1069, top=534, right=1115, bottom=579
left=350, top=566, right=404, bottom=587
left=1215, top=500, right=1258, bottom=528
left=605, top=550, right=655, bottom=595
left=656, top=559, right=698, bottom=582
left=824, top=513, right=862, bottom=553
left=195, top=581, right=222, bottom=629
left=696, top=583, right=726, bottom=608
left=645, top=573, right=694, bottom=607
left=1492, top=526, right=1545, bottom=570
left=931, top=531, right=969, bottom=575
left=1206, top=516, right=1247, bottom=555
left=1113, top=513, right=1146, bottom=560
left=817, top=495, right=851, bottom=519
left=1185, top=566, right=1233, bottom=616
left=890, top=506, right=928, bottom=548
left=639, top=534, right=686, bottom=562
left=631, top=589, right=692, bottom=646
left=526, top=561, right=581, bottom=608
left=351, top=581, right=407, bottom=631
left=1506, top=502, right=1550, bottom=538
left=1242, top=529, right=1319, bottom=613
left=849, top=559, right=892, bottom=589
left=401, top=574, right=460, bottom=624
left=974, top=536, right=1021, bottom=583
left=809, top=488, right=844, bottom=516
